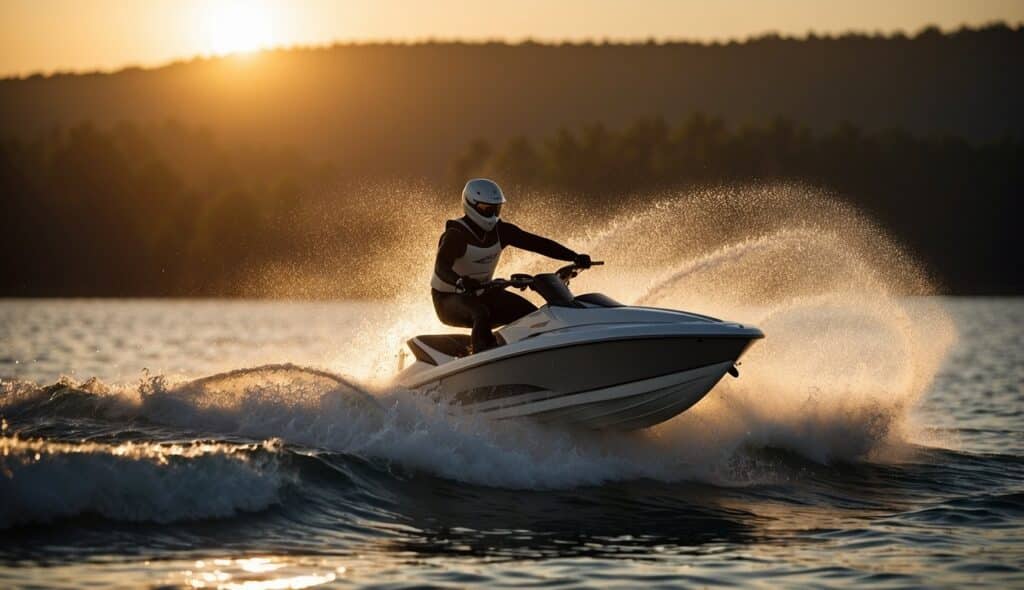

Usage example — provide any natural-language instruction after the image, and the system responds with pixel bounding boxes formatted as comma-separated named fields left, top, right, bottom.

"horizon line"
left=3, top=19, right=1020, bottom=81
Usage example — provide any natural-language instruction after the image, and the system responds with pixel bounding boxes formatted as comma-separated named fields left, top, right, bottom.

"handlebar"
left=556, top=260, right=604, bottom=281
left=480, top=261, right=604, bottom=292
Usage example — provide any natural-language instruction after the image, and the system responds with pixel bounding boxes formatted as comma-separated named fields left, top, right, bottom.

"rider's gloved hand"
left=574, top=253, right=592, bottom=269
left=456, top=276, right=481, bottom=294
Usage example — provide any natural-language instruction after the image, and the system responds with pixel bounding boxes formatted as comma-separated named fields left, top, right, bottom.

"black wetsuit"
left=432, top=217, right=577, bottom=352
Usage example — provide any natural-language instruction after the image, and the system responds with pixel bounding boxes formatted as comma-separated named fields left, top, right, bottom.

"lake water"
left=0, top=297, right=1021, bottom=589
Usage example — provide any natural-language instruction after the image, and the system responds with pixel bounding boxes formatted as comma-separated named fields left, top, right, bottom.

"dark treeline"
left=2, top=116, right=1020, bottom=296
left=455, top=116, right=1023, bottom=293
left=0, top=121, right=344, bottom=296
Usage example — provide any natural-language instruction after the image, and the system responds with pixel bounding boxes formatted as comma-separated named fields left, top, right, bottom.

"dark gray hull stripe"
left=468, top=359, right=727, bottom=414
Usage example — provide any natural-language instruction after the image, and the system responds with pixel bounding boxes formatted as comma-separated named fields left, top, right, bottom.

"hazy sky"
left=2, top=0, right=1022, bottom=77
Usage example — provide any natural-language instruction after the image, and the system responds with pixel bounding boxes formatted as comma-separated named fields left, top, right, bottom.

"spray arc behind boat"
left=396, top=262, right=764, bottom=430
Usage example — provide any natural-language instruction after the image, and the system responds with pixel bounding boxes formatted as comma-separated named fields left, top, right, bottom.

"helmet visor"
left=473, top=201, right=502, bottom=217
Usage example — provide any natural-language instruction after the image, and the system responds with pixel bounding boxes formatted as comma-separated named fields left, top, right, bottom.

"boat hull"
left=407, top=334, right=759, bottom=430
left=473, top=360, right=735, bottom=430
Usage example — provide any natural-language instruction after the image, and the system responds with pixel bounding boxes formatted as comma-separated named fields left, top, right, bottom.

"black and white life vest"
left=430, top=218, right=503, bottom=293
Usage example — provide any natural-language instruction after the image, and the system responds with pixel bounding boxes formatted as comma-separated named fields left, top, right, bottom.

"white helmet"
left=462, top=178, right=506, bottom=231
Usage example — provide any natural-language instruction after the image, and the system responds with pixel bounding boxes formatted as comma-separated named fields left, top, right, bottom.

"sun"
left=202, top=0, right=276, bottom=56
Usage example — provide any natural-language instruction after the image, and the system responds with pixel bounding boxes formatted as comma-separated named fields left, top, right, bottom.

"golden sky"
left=2, top=0, right=1022, bottom=77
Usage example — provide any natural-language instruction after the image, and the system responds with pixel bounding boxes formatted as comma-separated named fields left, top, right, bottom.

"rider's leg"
left=431, top=290, right=498, bottom=353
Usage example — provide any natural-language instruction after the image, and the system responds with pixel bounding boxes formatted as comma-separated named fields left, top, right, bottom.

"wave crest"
left=0, top=437, right=286, bottom=528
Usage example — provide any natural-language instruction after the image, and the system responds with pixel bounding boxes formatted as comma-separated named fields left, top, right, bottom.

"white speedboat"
left=396, top=263, right=763, bottom=430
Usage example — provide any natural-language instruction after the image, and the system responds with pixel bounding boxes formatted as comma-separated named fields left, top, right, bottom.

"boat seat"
left=408, top=332, right=510, bottom=365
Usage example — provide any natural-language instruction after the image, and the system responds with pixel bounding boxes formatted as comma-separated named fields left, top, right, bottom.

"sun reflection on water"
left=183, top=556, right=344, bottom=590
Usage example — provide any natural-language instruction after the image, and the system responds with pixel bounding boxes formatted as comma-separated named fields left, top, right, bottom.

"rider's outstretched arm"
left=498, top=221, right=577, bottom=261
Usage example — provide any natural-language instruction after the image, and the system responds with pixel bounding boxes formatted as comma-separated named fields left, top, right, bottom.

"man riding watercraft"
left=432, top=178, right=592, bottom=353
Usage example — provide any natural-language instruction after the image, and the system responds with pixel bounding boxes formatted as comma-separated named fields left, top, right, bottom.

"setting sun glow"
left=202, top=0, right=276, bottom=55
left=1, top=1, right=1022, bottom=76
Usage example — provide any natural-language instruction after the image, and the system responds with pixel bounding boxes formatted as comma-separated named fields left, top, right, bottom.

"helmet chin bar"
left=464, top=198, right=499, bottom=231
